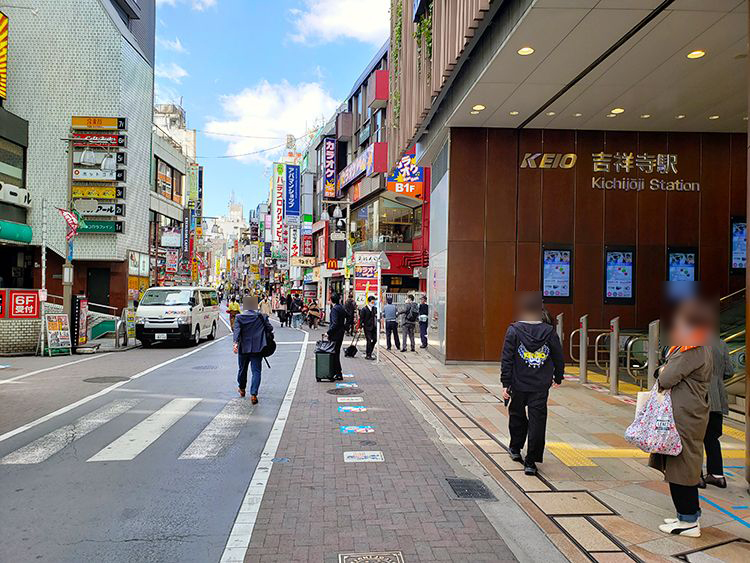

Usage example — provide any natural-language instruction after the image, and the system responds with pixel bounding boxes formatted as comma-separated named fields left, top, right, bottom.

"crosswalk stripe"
left=87, top=398, right=200, bottom=462
left=0, top=400, right=141, bottom=465
left=179, top=399, right=253, bottom=460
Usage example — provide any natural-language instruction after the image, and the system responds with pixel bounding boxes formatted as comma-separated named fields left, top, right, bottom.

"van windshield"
left=140, top=289, right=193, bottom=306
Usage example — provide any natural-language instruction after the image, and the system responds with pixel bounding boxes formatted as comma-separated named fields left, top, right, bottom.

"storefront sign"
left=74, top=202, right=124, bottom=217
left=302, top=234, right=313, bottom=256
left=166, top=250, right=179, bottom=273
left=273, top=163, right=285, bottom=241
left=285, top=164, right=300, bottom=217
left=327, top=259, right=339, bottom=270
left=161, top=228, right=181, bottom=248
left=72, top=132, right=126, bottom=148
left=7, top=290, right=40, bottom=318
left=71, top=185, right=124, bottom=199
left=73, top=168, right=125, bottom=182
left=77, top=220, right=123, bottom=234
left=0, top=12, right=7, bottom=100
left=45, top=314, right=72, bottom=356
left=323, top=137, right=337, bottom=198
left=75, top=297, right=89, bottom=347
left=182, top=208, right=191, bottom=255
left=386, top=152, right=424, bottom=199
left=289, top=225, right=300, bottom=258
left=291, top=256, right=315, bottom=267
left=337, top=142, right=387, bottom=190
left=520, top=153, right=577, bottom=169
left=187, top=163, right=199, bottom=205
left=71, top=116, right=127, bottom=130
left=128, top=251, right=140, bottom=276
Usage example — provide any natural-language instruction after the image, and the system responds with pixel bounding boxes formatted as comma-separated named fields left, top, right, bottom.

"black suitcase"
left=344, top=330, right=360, bottom=357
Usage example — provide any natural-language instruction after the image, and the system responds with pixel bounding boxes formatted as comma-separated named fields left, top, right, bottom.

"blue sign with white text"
left=285, top=164, right=300, bottom=217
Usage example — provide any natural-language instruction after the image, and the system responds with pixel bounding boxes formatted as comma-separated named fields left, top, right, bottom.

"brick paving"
left=243, top=335, right=518, bottom=563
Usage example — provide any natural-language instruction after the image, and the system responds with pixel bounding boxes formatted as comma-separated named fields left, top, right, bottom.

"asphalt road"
left=0, top=317, right=307, bottom=563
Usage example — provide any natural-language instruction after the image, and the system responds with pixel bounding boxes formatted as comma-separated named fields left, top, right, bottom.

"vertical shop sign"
left=302, top=234, right=314, bottom=257
left=181, top=207, right=191, bottom=256
left=289, top=224, right=300, bottom=258
left=187, top=163, right=199, bottom=207
left=166, top=250, right=179, bottom=273
left=272, top=163, right=285, bottom=241
left=285, top=164, right=300, bottom=218
left=0, top=12, right=8, bottom=100
left=324, top=137, right=337, bottom=198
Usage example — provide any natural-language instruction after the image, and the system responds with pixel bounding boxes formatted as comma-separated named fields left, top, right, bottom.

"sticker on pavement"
left=340, top=426, right=374, bottom=434
left=339, top=406, right=367, bottom=412
left=337, top=397, right=363, bottom=403
left=336, top=383, right=358, bottom=388
left=343, top=374, right=354, bottom=378
left=344, top=450, right=384, bottom=463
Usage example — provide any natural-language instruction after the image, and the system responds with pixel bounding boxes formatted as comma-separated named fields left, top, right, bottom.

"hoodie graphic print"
left=501, top=321, right=564, bottom=392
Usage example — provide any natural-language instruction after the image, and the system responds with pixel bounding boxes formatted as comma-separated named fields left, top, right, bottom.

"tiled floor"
left=383, top=348, right=750, bottom=562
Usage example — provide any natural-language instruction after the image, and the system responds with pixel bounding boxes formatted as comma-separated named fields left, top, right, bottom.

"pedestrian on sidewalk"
left=344, top=292, right=356, bottom=336
left=291, top=293, right=304, bottom=329
left=382, top=295, right=400, bottom=351
left=418, top=295, right=429, bottom=348
left=259, top=294, right=272, bottom=316
left=233, top=295, right=274, bottom=404
left=285, top=293, right=293, bottom=327
left=699, top=338, right=732, bottom=489
left=227, top=297, right=241, bottom=329
left=360, top=295, right=377, bottom=360
left=400, top=294, right=419, bottom=352
left=500, top=292, right=564, bottom=476
left=327, top=292, right=346, bottom=380
left=651, top=297, right=714, bottom=538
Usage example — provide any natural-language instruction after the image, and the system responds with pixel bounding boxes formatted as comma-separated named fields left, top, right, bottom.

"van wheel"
left=208, top=322, right=216, bottom=341
left=192, top=325, right=201, bottom=346
left=141, top=339, right=151, bottom=348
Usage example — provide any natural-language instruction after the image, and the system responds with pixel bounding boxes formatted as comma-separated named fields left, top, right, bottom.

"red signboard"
left=0, top=289, right=6, bottom=318
left=8, top=290, right=41, bottom=319
left=302, top=234, right=314, bottom=257
left=72, top=132, right=126, bottom=148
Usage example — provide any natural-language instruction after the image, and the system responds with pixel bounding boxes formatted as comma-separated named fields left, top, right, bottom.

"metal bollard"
left=647, top=319, right=660, bottom=389
left=579, top=314, right=588, bottom=384
left=609, top=317, right=620, bottom=395
left=556, top=313, right=564, bottom=346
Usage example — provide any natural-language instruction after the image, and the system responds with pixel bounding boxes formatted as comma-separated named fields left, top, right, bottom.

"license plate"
left=155, top=333, right=167, bottom=341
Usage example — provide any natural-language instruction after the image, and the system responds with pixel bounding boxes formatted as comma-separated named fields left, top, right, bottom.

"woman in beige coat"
left=649, top=299, right=713, bottom=538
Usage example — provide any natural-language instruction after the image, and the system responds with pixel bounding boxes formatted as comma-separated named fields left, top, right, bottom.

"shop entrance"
left=87, top=267, right=111, bottom=306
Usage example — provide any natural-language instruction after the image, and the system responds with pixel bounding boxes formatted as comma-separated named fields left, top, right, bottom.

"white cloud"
left=155, top=62, right=189, bottom=83
left=158, top=36, right=189, bottom=54
left=205, top=80, right=339, bottom=164
left=156, top=0, right=217, bottom=11
left=155, top=82, right=181, bottom=105
left=289, top=0, right=389, bottom=46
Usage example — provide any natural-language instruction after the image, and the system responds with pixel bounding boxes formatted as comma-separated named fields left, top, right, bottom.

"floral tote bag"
left=624, top=383, right=682, bottom=456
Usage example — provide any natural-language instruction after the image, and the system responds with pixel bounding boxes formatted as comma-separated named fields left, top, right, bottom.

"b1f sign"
left=285, top=165, right=300, bottom=217
left=387, top=153, right=424, bottom=199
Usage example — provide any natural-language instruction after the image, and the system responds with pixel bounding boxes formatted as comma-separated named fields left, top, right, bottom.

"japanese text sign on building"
left=323, top=137, right=337, bottom=198
left=387, top=152, right=424, bottom=199
left=273, top=163, right=285, bottom=242
left=284, top=164, right=300, bottom=217
left=8, top=290, right=40, bottom=319
left=592, top=152, right=678, bottom=174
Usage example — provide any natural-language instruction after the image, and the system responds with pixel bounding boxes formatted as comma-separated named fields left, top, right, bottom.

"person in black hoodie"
left=501, top=292, right=564, bottom=476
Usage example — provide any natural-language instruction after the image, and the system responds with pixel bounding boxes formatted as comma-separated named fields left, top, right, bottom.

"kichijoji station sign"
left=519, top=151, right=700, bottom=192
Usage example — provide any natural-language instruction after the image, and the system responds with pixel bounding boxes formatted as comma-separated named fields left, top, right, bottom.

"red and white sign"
left=8, top=290, right=41, bottom=319
left=72, top=132, right=125, bottom=148
left=302, top=234, right=314, bottom=257
left=165, top=250, right=179, bottom=273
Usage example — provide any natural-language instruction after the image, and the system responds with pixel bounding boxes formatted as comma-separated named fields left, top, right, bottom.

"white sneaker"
left=663, top=518, right=678, bottom=524
left=658, top=520, right=701, bottom=537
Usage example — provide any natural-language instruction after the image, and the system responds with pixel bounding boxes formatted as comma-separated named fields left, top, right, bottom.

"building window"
left=0, top=137, right=25, bottom=188
left=379, top=199, right=415, bottom=250
left=351, top=200, right=376, bottom=251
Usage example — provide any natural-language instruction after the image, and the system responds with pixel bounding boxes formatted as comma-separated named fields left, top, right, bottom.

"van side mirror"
left=189, top=297, right=196, bottom=308
left=134, top=300, right=139, bottom=308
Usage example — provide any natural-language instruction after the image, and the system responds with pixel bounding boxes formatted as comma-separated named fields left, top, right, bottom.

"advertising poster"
left=166, top=250, right=179, bottom=273
left=668, top=251, right=696, bottom=282
left=139, top=253, right=149, bottom=278
left=284, top=164, right=300, bottom=217
left=605, top=250, right=634, bottom=301
left=46, top=314, right=72, bottom=356
left=126, top=309, right=136, bottom=337
left=542, top=249, right=571, bottom=299
left=732, top=219, right=746, bottom=271
left=161, top=228, right=181, bottom=248
left=77, top=298, right=89, bottom=347
left=324, top=137, right=337, bottom=198
left=386, top=152, right=424, bottom=199
left=353, top=252, right=381, bottom=307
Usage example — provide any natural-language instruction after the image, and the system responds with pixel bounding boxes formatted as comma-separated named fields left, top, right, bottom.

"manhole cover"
left=446, top=478, right=496, bottom=500
left=359, top=439, right=377, bottom=446
left=192, top=365, right=218, bottom=370
left=338, top=552, right=405, bottom=563
left=83, top=376, right=130, bottom=384
left=327, top=388, right=364, bottom=396
left=271, top=457, right=290, bottom=463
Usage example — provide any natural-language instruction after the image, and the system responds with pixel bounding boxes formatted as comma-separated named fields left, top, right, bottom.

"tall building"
left=153, top=104, right=197, bottom=162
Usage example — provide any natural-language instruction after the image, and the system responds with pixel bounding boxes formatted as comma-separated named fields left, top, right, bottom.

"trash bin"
left=315, top=351, right=333, bottom=381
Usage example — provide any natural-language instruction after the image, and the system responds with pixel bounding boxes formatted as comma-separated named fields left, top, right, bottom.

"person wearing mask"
left=227, top=297, right=241, bottom=329
left=651, top=297, right=713, bottom=538
left=307, top=300, right=321, bottom=329
left=344, top=293, right=356, bottom=336
left=360, top=295, right=378, bottom=360
left=400, top=294, right=419, bottom=352
left=233, top=295, right=274, bottom=404
left=259, top=294, right=272, bottom=316
left=500, top=292, right=564, bottom=476
left=382, top=296, right=400, bottom=351
left=699, top=338, right=732, bottom=489
left=418, top=295, right=429, bottom=349
left=327, top=293, right=346, bottom=380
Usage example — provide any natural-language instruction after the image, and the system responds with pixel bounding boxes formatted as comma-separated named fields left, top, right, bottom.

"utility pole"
left=62, top=135, right=74, bottom=318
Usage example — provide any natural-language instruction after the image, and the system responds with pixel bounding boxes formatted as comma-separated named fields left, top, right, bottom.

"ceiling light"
left=472, top=104, right=486, bottom=111
left=611, top=108, right=625, bottom=114
left=708, top=115, right=719, bottom=120
left=546, top=111, right=556, bottom=116
left=606, top=113, right=617, bottom=118
left=675, top=114, right=686, bottom=119
left=517, top=46, right=535, bottom=56
left=509, top=111, right=519, bottom=116
left=470, top=111, right=480, bottom=115
left=687, top=50, right=705, bottom=59
left=744, top=116, right=748, bottom=121
left=573, top=113, right=582, bottom=117
left=640, top=114, right=651, bottom=119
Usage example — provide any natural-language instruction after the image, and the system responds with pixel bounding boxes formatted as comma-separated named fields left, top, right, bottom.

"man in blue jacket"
left=500, top=292, right=564, bottom=476
left=233, top=296, right=274, bottom=404
left=327, top=292, right=346, bottom=380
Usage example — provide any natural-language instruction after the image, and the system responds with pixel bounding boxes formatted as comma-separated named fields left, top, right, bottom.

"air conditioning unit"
left=0, top=183, right=32, bottom=209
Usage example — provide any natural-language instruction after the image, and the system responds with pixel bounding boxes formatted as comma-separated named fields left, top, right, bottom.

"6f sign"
left=520, top=153, right=577, bottom=169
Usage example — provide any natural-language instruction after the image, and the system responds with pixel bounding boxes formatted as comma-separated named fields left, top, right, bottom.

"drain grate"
left=83, top=376, right=130, bottom=383
left=327, top=388, right=364, bottom=396
left=446, top=478, right=496, bottom=500
left=192, top=365, right=218, bottom=370
left=338, top=552, right=405, bottom=563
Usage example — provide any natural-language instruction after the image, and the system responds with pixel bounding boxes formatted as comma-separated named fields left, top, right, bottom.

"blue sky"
left=154, top=0, right=390, bottom=218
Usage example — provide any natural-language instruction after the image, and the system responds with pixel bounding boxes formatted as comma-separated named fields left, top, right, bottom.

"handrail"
left=728, top=344, right=746, bottom=356
left=569, top=328, right=581, bottom=362
left=626, top=335, right=649, bottom=387
left=595, top=332, right=610, bottom=371
left=724, top=371, right=746, bottom=388
left=720, top=287, right=745, bottom=303
left=724, top=329, right=745, bottom=344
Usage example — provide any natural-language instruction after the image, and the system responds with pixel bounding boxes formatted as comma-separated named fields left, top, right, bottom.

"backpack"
left=406, top=303, right=419, bottom=323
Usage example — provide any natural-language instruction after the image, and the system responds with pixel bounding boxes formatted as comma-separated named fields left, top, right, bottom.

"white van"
left=135, top=286, right=220, bottom=347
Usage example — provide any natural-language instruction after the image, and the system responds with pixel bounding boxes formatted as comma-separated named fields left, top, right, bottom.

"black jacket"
left=233, top=311, right=273, bottom=356
left=327, top=303, right=346, bottom=340
left=500, top=321, right=564, bottom=392
left=360, top=305, right=377, bottom=333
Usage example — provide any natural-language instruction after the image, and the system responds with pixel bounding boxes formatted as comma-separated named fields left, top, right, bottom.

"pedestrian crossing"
left=0, top=397, right=256, bottom=465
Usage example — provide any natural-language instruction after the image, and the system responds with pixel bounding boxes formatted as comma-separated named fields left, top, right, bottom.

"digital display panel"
left=542, top=247, right=572, bottom=303
left=731, top=217, right=746, bottom=273
left=604, top=247, right=635, bottom=304
left=668, top=249, right=696, bottom=282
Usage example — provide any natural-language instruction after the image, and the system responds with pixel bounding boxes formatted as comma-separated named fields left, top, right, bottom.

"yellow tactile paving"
left=547, top=442, right=597, bottom=467
left=723, top=424, right=746, bottom=442
left=548, top=443, right=747, bottom=466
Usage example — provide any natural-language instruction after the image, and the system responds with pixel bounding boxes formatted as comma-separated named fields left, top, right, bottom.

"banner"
left=272, top=163, right=285, bottom=242
left=166, top=250, right=179, bottom=273
left=323, top=137, right=336, bottom=198
left=285, top=164, right=300, bottom=217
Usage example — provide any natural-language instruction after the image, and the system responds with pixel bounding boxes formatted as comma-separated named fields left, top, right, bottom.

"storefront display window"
left=351, top=201, right=376, bottom=251
left=379, top=199, right=414, bottom=251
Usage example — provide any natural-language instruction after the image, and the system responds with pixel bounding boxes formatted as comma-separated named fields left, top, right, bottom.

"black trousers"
left=704, top=411, right=724, bottom=476
left=508, top=389, right=549, bottom=463
left=330, top=336, right=344, bottom=377
left=364, top=328, right=376, bottom=357
left=669, top=482, right=700, bottom=520
left=385, top=321, right=400, bottom=350
left=419, top=321, right=428, bottom=347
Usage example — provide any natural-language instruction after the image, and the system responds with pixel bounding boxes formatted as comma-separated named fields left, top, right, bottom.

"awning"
left=0, top=220, right=32, bottom=244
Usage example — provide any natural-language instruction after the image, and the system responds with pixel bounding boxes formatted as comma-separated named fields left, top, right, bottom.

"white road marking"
left=219, top=330, right=309, bottom=563
left=220, top=315, right=232, bottom=330
left=0, top=400, right=140, bottom=465
left=0, top=336, right=229, bottom=445
left=0, top=353, right=112, bottom=385
left=179, top=399, right=254, bottom=460
left=88, top=398, right=201, bottom=462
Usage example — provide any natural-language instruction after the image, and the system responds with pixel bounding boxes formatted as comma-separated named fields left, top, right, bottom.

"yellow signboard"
left=71, top=116, right=126, bottom=130
left=71, top=185, right=117, bottom=199
left=0, top=12, right=8, bottom=100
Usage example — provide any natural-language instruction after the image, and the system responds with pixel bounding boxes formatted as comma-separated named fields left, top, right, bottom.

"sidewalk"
left=382, top=348, right=750, bottom=562
left=239, top=328, right=567, bottom=562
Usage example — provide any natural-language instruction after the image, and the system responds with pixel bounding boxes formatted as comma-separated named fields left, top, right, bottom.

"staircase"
left=720, top=289, right=746, bottom=423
